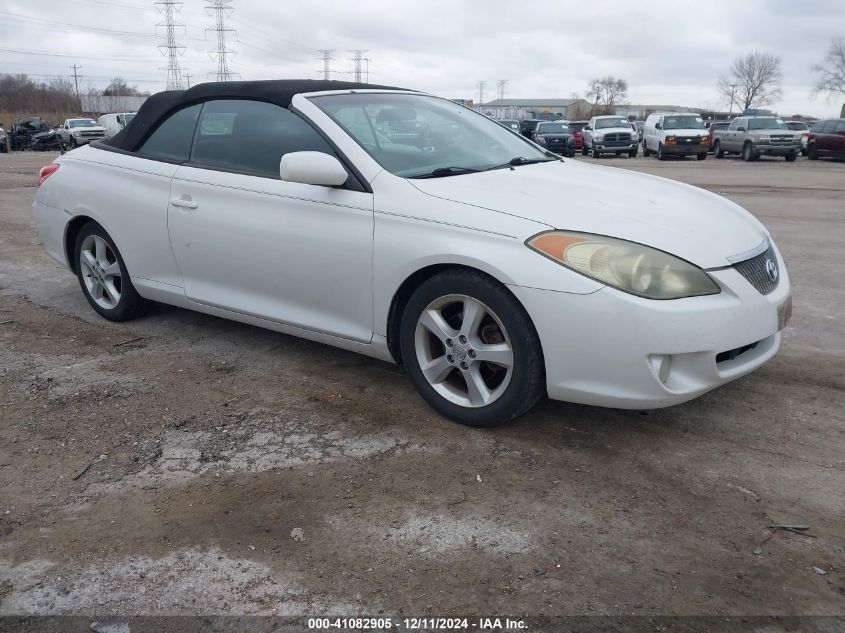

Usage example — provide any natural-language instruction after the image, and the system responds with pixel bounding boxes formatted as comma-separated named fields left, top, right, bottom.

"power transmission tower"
left=496, top=79, right=509, bottom=100
left=475, top=80, right=487, bottom=107
left=155, top=0, right=186, bottom=90
left=348, top=49, right=368, bottom=83
left=317, top=49, right=334, bottom=80
left=205, top=0, right=238, bottom=82
left=70, top=64, right=82, bottom=102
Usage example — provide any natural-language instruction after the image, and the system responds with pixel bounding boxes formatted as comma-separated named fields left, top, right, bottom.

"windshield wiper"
left=486, top=156, right=558, bottom=171
left=409, top=166, right=481, bottom=179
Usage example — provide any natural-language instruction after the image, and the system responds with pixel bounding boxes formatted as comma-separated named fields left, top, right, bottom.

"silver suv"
left=712, top=116, right=802, bottom=162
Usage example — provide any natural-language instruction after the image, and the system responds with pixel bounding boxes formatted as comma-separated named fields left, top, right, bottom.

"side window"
left=189, top=99, right=338, bottom=178
left=137, top=104, right=201, bottom=162
left=821, top=121, right=835, bottom=133
left=728, top=119, right=739, bottom=131
left=835, top=121, right=845, bottom=133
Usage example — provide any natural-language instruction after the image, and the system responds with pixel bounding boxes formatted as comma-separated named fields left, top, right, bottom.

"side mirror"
left=737, top=126, right=746, bottom=132
left=655, top=123, right=662, bottom=130
left=280, top=152, right=349, bottom=187
left=584, top=125, right=591, bottom=131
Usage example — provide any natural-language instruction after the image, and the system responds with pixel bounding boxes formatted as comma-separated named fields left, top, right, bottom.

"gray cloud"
left=1, top=0, right=843, bottom=116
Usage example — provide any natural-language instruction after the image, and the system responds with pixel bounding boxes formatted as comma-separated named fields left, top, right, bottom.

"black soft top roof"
left=107, top=79, right=408, bottom=151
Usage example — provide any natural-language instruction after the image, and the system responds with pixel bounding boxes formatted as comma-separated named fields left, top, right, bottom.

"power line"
left=317, top=49, right=334, bottom=80
left=155, top=0, right=187, bottom=90
left=205, top=0, right=237, bottom=82
left=496, top=79, right=509, bottom=101
left=70, top=64, right=82, bottom=101
left=475, top=80, right=487, bottom=106
left=348, top=49, right=368, bottom=83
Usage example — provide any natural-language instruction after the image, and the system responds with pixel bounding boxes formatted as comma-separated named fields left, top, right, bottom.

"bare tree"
left=586, top=77, right=628, bottom=115
left=717, top=51, right=782, bottom=112
left=811, top=37, right=845, bottom=101
left=103, top=77, right=141, bottom=97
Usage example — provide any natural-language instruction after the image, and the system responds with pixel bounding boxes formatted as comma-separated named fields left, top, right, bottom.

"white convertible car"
left=33, top=80, right=792, bottom=426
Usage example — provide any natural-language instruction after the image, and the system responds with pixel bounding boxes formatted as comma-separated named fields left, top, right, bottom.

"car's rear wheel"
left=714, top=140, right=724, bottom=158
left=807, top=143, right=818, bottom=160
left=399, top=270, right=544, bottom=427
left=74, top=222, right=150, bottom=321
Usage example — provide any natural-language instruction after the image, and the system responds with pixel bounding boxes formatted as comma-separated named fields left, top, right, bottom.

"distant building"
left=480, top=98, right=592, bottom=121
left=81, top=95, right=148, bottom=115
left=613, top=104, right=705, bottom=120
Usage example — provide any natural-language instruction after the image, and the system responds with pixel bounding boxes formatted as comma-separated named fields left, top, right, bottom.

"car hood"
left=408, top=160, right=767, bottom=269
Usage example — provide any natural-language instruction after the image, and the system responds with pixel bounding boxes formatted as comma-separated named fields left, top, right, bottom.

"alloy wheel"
left=414, top=294, right=514, bottom=408
left=79, top=234, right=122, bottom=309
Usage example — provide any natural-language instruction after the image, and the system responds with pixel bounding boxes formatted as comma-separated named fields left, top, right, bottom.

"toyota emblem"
left=765, top=258, right=778, bottom=281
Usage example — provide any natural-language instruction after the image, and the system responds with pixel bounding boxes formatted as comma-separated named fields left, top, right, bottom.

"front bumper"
left=509, top=245, right=791, bottom=409
left=663, top=142, right=709, bottom=155
left=593, top=142, right=637, bottom=153
left=753, top=143, right=800, bottom=156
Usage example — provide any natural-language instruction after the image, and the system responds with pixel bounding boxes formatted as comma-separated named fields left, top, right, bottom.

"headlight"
left=535, top=134, right=546, bottom=143
left=526, top=231, right=721, bottom=300
left=72, top=130, right=81, bottom=136
left=757, top=135, right=769, bottom=141
left=593, top=133, right=604, bottom=141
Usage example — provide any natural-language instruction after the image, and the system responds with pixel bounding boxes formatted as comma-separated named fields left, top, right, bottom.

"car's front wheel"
left=742, top=142, right=756, bottom=162
left=74, top=222, right=150, bottom=321
left=697, top=153, right=707, bottom=161
left=399, top=270, right=545, bottom=427
left=657, top=143, right=667, bottom=160
left=591, top=145, right=600, bottom=158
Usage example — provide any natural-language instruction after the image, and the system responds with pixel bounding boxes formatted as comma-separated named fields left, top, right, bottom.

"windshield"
left=747, top=117, right=788, bottom=130
left=662, top=115, right=706, bottom=130
left=594, top=117, right=630, bottom=129
left=537, top=123, right=571, bottom=134
left=786, top=121, right=808, bottom=131
left=69, top=119, right=97, bottom=128
left=311, top=93, right=552, bottom=178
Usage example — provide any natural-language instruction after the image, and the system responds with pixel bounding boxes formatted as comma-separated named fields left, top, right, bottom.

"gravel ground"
left=0, top=150, right=843, bottom=623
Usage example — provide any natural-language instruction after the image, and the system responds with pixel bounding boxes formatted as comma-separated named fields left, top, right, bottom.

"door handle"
left=170, top=197, right=198, bottom=209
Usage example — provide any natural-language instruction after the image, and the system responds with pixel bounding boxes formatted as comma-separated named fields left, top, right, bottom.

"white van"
left=97, top=112, right=136, bottom=139
left=642, top=113, right=709, bottom=161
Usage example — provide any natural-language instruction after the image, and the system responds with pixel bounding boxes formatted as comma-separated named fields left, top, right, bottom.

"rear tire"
left=74, top=222, right=151, bottom=322
left=399, top=269, right=545, bottom=427
left=714, top=140, right=725, bottom=158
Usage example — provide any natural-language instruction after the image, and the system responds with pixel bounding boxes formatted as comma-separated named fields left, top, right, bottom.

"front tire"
left=697, top=153, right=707, bottom=161
left=642, top=141, right=651, bottom=157
left=807, top=143, right=818, bottom=160
left=785, top=152, right=797, bottom=162
left=74, top=222, right=150, bottom=321
left=741, top=142, right=755, bottom=162
left=399, top=269, right=545, bottom=427
left=591, top=144, right=600, bottom=158
left=581, top=144, right=587, bottom=156
left=629, top=147, right=638, bottom=158
left=657, top=143, right=667, bottom=160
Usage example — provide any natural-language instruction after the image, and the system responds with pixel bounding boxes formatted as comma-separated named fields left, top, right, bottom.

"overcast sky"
left=2, top=0, right=844, bottom=117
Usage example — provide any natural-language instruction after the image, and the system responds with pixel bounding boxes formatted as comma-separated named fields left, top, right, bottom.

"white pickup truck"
left=59, top=118, right=107, bottom=149
left=581, top=115, right=639, bottom=158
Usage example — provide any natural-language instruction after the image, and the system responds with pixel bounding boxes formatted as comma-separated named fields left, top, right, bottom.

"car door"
left=168, top=98, right=374, bottom=343
left=833, top=121, right=845, bottom=155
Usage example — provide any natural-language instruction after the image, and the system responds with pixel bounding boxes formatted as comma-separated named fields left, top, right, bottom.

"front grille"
left=675, top=136, right=703, bottom=145
left=80, top=131, right=104, bottom=137
left=733, top=243, right=780, bottom=295
left=770, top=135, right=795, bottom=145
left=716, top=342, right=758, bottom=364
left=602, top=132, right=632, bottom=145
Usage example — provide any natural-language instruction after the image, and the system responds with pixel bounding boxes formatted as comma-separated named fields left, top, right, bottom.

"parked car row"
left=0, top=112, right=135, bottom=152
left=495, top=112, right=844, bottom=164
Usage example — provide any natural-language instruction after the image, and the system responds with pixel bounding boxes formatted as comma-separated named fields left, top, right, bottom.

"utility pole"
left=728, top=83, right=737, bottom=116
left=348, top=49, right=368, bottom=83
left=70, top=64, right=82, bottom=102
left=205, top=0, right=237, bottom=81
left=185, top=73, right=193, bottom=87
left=496, top=79, right=509, bottom=101
left=155, top=0, right=186, bottom=90
left=317, top=49, right=334, bottom=80
left=475, top=80, right=487, bottom=107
